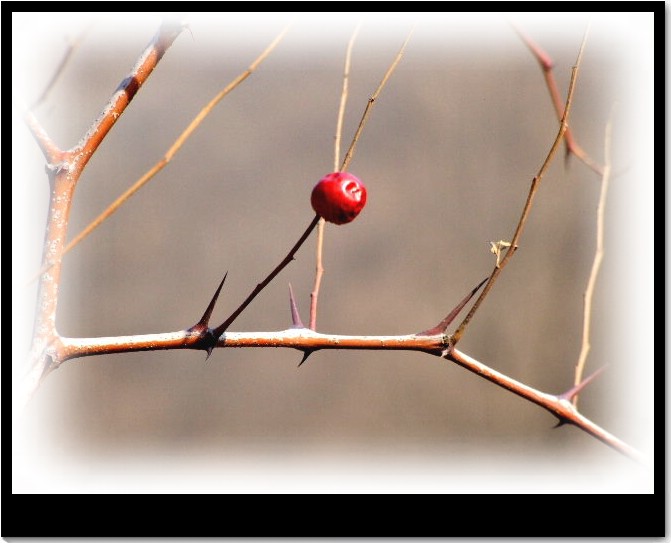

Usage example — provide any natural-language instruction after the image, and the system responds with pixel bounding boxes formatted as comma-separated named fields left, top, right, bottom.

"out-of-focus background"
left=13, top=12, right=653, bottom=492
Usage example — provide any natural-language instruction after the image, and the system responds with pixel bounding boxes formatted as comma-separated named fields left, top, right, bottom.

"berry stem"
left=212, top=214, right=321, bottom=337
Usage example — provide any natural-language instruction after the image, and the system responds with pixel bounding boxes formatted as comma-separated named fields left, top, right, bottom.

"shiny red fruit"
left=310, top=172, right=367, bottom=225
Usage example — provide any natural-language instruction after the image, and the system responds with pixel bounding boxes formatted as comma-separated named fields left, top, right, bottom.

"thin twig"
left=452, top=29, right=588, bottom=345
left=573, top=118, right=612, bottom=406
left=61, top=26, right=289, bottom=260
left=310, top=24, right=360, bottom=331
left=309, top=220, right=325, bottom=331
left=333, top=24, right=360, bottom=173
left=512, top=22, right=603, bottom=176
left=31, top=28, right=88, bottom=109
left=340, top=28, right=413, bottom=172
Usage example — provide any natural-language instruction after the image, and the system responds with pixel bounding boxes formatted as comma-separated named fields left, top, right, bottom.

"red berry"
left=311, top=172, right=367, bottom=225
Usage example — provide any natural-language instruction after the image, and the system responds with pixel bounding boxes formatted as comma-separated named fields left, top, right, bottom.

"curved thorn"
left=297, top=349, right=315, bottom=367
left=204, top=344, right=215, bottom=361
left=288, top=283, right=305, bottom=329
left=417, top=277, right=487, bottom=336
left=194, top=272, right=228, bottom=329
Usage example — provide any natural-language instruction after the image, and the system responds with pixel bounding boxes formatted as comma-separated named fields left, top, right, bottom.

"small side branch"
left=513, top=23, right=603, bottom=176
left=451, top=31, right=587, bottom=345
left=574, top=119, right=612, bottom=405
left=340, top=28, right=413, bottom=172
left=333, top=24, right=360, bottom=172
left=31, top=28, right=88, bottom=109
left=61, top=25, right=288, bottom=259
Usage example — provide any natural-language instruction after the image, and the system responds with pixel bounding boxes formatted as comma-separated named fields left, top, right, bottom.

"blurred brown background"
left=13, top=12, right=653, bottom=492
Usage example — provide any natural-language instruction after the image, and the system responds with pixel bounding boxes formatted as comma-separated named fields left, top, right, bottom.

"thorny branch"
left=18, top=21, right=642, bottom=462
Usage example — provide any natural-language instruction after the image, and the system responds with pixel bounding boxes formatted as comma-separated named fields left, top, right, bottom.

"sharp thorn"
left=417, top=277, right=487, bottom=336
left=297, top=349, right=314, bottom=367
left=195, top=272, right=228, bottom=329
left=559, top=365, right=608, bottom=401
left=288, top=283, right=305, bottom=329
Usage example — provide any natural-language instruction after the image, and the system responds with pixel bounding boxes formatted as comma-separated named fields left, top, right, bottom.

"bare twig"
left=573, top=118, right=612, bottom=406
left=31, top=28, right=88, bottom=109
left=340, top=28, right=413, bottom=172
left=60, top=26, right=289, bottom=260
left=451, top=30, right=588, bottom=346
left=310, top=24, right=360, bottom=331
left=309, top=220, right=326, bottom=331
left=333, top=24, right=360, bottom=173
left=513, top=23, right=603, bottom=176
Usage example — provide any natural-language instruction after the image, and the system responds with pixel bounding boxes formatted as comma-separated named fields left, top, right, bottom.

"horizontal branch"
left=220, top=329, right=445, bottom=353
left=57, top=329, right=447, bottom=362
left=37, top=327, right=641, bottom=462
